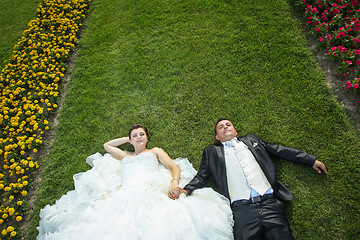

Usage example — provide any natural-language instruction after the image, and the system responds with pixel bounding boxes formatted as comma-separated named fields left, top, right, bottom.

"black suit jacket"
left=184, top=134, right=316, bottom=201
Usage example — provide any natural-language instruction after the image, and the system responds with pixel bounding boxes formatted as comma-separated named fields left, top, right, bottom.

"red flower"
left=354, top=83, right=359, bottom=89
left=347, top=81, right=352, bottom=90
left=338, top=32, right=346, bottom=37
left=337, top=46, right=347, bottom=52
left=354, top=49, right=360, bottom=54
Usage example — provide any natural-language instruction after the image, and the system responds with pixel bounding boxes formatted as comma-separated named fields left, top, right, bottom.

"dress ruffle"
left=37, top=152, right=234, bottom=240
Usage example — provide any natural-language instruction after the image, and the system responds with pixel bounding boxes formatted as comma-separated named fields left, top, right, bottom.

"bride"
left=37, top=123, right=234, bottom=239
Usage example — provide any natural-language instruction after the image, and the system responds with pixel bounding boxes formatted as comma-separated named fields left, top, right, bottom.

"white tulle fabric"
left=37, top=152, right=234, bottom=240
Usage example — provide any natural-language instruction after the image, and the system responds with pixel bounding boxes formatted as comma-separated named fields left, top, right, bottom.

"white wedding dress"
left=37, top=151, right=234, bottom=240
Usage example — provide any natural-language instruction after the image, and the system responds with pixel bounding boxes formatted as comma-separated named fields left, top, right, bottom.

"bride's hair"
left=128, top=123, right=149, bottom=139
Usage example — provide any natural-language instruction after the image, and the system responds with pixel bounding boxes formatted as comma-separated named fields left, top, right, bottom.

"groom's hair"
left=129, top=123, right=149, bottom=139
left=214, top=118, right=229, bottom=136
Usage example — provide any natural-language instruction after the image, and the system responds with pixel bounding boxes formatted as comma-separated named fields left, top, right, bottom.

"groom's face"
left=215, top=120, right=238, bottom=143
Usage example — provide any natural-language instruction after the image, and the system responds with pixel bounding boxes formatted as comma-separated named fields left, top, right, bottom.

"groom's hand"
left=312, top=160, right=328, bottom=174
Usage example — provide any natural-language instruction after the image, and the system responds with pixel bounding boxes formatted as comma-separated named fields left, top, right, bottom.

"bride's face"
left=129, top=128, right=148, bottom=148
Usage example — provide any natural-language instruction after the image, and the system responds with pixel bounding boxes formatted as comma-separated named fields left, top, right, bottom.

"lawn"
left=1, top=0, right=359, bottom=239
left=0, top=0, right=41, bottom=66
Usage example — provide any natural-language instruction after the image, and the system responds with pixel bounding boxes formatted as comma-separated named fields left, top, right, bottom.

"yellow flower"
left=11, top=231, right=17, bottom=237
left=6, top=226, right=14, bottom=232
left=17, top=201, right=23, bottom=206
left=16, top=216, right=22, bottom=222
left=2, top=229, right=7, bottom=236
left=21, top=190, right=27, bottom=196
left=2, top=214, right=8, bottom=219
left=8, top=208, right=15, bottom=216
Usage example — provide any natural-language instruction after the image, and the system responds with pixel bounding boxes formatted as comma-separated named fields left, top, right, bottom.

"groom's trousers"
left=231, top=195, right=294, bottom=240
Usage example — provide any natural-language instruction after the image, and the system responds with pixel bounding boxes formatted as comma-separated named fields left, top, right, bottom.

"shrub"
left=300, top=0, right=360, bottom=96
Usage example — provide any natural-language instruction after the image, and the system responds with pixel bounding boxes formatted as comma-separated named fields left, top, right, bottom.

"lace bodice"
left=121, top=151, right=160, bottom=187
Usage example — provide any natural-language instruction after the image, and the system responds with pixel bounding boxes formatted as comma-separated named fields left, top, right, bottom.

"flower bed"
left=0, top=0, right=91, bottom=238
left=300, top=0, right=360, bottom=96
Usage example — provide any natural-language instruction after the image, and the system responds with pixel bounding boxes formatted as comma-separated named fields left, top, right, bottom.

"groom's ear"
left=215, top=135, right=220, bottom=141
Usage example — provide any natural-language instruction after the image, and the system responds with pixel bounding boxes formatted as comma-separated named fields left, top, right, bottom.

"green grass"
left=0, top=0, right=40, bottom=67
left=6, top=0, right=357, bottom=239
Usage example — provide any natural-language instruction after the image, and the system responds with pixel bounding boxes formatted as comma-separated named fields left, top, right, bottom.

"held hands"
left=312, top=160, right=328, bottom=174
left=168, top=186, right=187, bottom=200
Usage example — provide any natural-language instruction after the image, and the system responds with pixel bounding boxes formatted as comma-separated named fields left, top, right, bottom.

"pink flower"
left=338, top=32, right=346, bottom=37
left=337, top=46, right=347, bottom=52
left=354, top=83, right=360, bottom=89
left=320, top=37, right=324, bottom=41
left=347, top=82, right=352, bottom=90
left=354, top=49, right=360, bottom=55
left=356, top=60, right=360, bottom=65
left=333, top=8, right=340, bottom=15
left=353, top=38, right=360, bottom=43
left=345, top=60, right=353, bottom=65
left=326, top=35, right=332, bottom=40
left=343, top=73, right=347, bottom=77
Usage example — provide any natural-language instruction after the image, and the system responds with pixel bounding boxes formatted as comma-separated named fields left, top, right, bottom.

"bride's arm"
left=152, top=148, right=181, bottom=198
left=103, top=137, right=129, bottom=160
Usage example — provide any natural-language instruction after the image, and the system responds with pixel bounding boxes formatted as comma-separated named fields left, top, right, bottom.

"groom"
left=172, top=118, right=327, bottom=240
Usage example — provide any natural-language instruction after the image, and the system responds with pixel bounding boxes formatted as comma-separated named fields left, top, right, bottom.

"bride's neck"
left=134, top=147, right=147, bottom=155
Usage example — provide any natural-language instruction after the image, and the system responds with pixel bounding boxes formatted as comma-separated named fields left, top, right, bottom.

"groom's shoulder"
left=239, top=133, right=258, bottom=140
left=204, top=142, right=221, bottom=152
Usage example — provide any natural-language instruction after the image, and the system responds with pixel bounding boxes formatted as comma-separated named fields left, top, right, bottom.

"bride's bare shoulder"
left=149, top=147, right=164, bottom=155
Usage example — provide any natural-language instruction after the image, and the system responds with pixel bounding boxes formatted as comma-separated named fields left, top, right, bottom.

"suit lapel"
left=214, top=144, right=230, bottom=199
left=215, top=145, right=225, bottom=165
